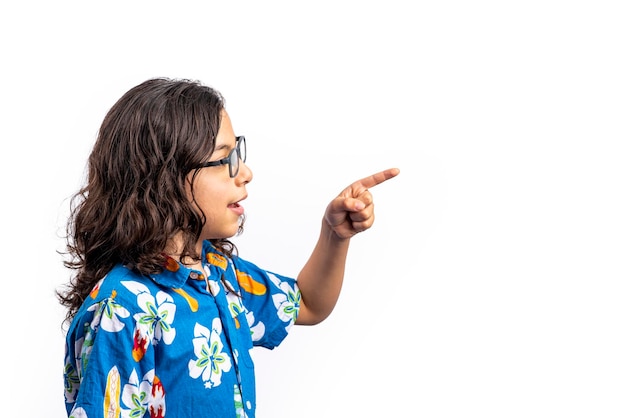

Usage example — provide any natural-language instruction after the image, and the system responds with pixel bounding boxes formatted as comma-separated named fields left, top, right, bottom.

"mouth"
left=228, top=198, right=246, bottom=216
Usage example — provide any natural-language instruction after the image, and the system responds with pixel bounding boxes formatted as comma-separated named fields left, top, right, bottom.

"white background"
left=1, top=1, right=625, bottom=417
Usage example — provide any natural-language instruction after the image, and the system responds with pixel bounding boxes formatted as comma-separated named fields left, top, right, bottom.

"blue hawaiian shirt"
left=63, top=241, right=301, bottom=418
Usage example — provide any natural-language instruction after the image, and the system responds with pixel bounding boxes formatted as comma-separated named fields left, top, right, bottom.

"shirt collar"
left=151, top=241, right=229, bottom=288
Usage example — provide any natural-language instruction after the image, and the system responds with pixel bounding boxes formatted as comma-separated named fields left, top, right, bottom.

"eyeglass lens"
left=230, top=137, right=246, bottom=177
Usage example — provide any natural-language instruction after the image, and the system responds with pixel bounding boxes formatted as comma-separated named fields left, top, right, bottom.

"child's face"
left=187, top=110, right=253, bottom=242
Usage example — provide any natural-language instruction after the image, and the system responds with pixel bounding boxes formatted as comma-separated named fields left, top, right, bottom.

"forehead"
left=215, top=110, right=236, bottom=144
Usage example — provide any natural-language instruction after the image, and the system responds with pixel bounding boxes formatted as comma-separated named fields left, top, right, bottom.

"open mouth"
left=228, top=202, right=244, bottom=216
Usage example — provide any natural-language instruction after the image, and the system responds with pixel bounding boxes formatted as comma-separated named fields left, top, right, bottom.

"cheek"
left=191, top=178, right=231, bottom=220
left=193, top=187, right=220, bottom=215
left=188, top=172, right=220, bottom=203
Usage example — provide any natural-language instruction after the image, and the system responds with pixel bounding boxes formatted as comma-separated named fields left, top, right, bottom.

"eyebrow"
left=213, top=143, right=230, bottom=152
left=212, top=141, right=233, bottom=155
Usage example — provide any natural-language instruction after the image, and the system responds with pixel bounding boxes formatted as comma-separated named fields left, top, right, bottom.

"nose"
left=236, top=160, right=253, bottom=185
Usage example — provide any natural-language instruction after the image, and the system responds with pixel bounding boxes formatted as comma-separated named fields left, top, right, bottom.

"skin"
left=185, top=110, right=253, bottom=242
left=173, top=109, right=400, bottom=326
left=295, top=166, right=399, bottom=325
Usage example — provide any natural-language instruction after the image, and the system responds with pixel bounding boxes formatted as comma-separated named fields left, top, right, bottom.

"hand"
left=324, top=168, right=400, bottom=239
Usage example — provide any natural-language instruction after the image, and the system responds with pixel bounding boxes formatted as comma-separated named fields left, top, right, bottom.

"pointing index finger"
left=355, top=167, right=400, bottom=189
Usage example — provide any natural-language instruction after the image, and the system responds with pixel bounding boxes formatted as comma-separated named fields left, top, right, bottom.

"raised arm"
left=295, top=168, right=400, bottom=325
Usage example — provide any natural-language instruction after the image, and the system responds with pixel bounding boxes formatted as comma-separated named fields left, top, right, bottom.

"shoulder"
left=80, top=265, right=160, bottom=313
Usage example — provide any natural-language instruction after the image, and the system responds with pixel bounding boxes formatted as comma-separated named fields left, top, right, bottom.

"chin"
left=222, top=227, right=242, bottom=240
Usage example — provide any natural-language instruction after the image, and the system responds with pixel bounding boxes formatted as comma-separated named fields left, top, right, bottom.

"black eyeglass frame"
left=194, top=136, right=246, bottom=178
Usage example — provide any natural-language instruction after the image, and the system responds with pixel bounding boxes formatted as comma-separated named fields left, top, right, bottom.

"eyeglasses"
left=195, top=136, right=247, bottom=178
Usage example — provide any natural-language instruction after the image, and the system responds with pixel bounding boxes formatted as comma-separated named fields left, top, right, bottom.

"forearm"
left=295, top=220, right=350, bottom=325
left=294, top=167, right=399, bottom=325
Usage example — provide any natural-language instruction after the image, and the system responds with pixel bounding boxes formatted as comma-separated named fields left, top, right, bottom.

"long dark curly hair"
left=57, top=77, right=240, bottom=326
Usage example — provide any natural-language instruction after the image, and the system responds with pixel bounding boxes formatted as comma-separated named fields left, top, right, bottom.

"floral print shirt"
left=63, top=241, right=300, bottom=418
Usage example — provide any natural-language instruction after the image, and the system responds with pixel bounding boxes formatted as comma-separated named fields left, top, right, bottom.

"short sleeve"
left=64, top=296, right=158, bottom=417
left=231, top=256, right=301, bottom=349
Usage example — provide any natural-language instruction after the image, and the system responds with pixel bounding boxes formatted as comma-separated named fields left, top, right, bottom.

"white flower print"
left=68, top=407, right=88, bottom=418
left=87, top=297, right=131, bottom=332
left=73, top=299, right=129, bottom=382
left=120, top=369, right=164, bottom=418
left=188, top=320, right=232, bottom=388
left=268, top=273, right=300, bottom=324
left=226, top=292, right=244, bottom=318
left=64, top=353, right=80, bottom=403
left=246, top=311, right=265, bottom=342
left=121, top=280, right=177, bottom=346
left=233, top=384, right=248, bottom=418
left=207, top=278, right=221, bottom=297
